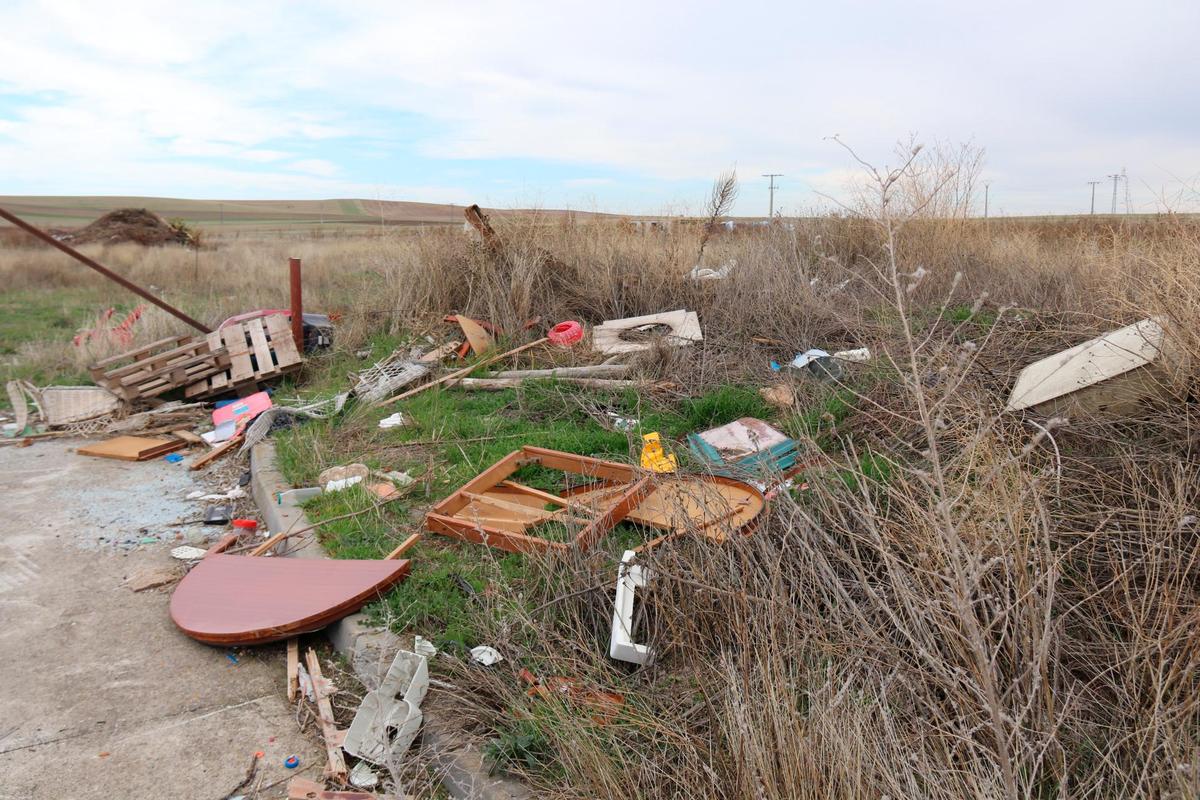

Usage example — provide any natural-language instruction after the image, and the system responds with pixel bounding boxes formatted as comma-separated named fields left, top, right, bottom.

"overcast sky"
left=1, top=0, right=1197, bottom=216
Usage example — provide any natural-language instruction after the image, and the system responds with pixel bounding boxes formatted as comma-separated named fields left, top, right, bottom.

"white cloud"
left=0, top=0, right=1197, bottom=213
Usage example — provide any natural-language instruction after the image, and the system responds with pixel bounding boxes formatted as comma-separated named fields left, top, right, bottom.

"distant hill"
left=0, top=195, right=606, bottom=232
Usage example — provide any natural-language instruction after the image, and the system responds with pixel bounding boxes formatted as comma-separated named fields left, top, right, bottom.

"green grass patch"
left=273, top=361, right=803, bottom=645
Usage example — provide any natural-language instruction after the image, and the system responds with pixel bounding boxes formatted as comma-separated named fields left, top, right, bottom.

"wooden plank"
left=305, top=649, right=349, bottom=783
left=249, top=530, right=289, bottom=557
left=384, top=533, right=421, bottom=560
left=222, top=324, right=256, bottom=383
left=286, top=639, right=299, bottom=702
left=288, top=778, right=390, bottom=800
left=465, top=491, right=561, bottom=521
left=78, top=435, right=187, bottom=462
left=425, top=512, right=570, bottom=554
left=90, top=335, right=189, bottom=369
left=575, top=475, right=652, bottom=550
left=247, top=317, right=277, bottom=377
left=265, top=313, right=302, bottom=369
left=113, top=348, right=226, bottom=386
left=431, top=450, right=523, bottom=517
left=189, top=435, right=243, bottom=471
left=524, top=446, right=638, bottom=484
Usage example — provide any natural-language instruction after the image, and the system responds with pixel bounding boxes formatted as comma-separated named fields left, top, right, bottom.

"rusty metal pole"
left=0, top=205, right=211, bottom=334
left=289, top=257, right=303, bottom=352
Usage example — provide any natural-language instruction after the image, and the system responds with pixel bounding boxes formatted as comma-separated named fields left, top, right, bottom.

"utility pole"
left=762, top=173, right=782, bottom=218
left=983, top=182, right=990, bottom=219
left=1087, top=181, right=1100, bottom=214
left=1108, top=174, right=1121, bottom=214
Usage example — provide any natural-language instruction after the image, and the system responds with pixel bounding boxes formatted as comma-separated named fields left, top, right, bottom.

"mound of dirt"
left=63, top=208, right=193, bottom=246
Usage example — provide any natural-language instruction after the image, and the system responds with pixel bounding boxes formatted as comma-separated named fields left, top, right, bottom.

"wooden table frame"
left=426, top=446, right=653, bottom=554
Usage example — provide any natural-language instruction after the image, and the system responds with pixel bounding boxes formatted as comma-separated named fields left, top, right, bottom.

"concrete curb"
left=250, top=441, right=530, bottom=800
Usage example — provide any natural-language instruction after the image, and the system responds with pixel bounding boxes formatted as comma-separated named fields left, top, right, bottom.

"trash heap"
left=5, top=202, right=1185, bottom=797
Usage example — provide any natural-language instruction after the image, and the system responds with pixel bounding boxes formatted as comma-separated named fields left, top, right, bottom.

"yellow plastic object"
left=639, top=432, right=677, bottom=473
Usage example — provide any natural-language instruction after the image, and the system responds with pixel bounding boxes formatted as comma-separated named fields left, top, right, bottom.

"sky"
left=0, top=0, right=1197, bottom=216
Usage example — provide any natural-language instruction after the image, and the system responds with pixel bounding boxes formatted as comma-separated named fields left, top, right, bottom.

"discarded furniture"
left=352, top=356, right=431, bottom=403
left=78, top=434, right=188, bottom=461
left=427, top=447, right=765, bottom=554
left=343, top=649, right=429, bottom=766
left=169, top=554, right=410, bottom=645
left=427, top=446, right=653, bottom=553
left=90, top=334, right=230, bottom=401
left=592, top=309, right=703, bottom=355
left=563, top=473, right=765, bottom=543
left=184, top=313, right=303, bottom=399
left=1006, top=318, right=1181, bottom=415
left=687, top=417, right=799, bottom=477
left=610, top=550, right=654, bottom=665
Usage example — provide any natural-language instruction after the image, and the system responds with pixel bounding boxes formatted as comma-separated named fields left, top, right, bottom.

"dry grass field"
left=3, top=160, right=1199, bottom=798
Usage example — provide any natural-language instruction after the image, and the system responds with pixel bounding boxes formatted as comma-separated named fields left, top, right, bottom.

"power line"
left=762, top=173, right=782, bottom=218
left=1087, top=181, right=1101, bottom=215
left=1107, top=173, right=1121, bottom=214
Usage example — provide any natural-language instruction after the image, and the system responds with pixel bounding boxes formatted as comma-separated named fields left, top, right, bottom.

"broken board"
left=78, top=435, right=188, bottom=462
left=170, top=554, right=410, bottom=645
left=185, top=314, right=302, bottom=399
left=592, top=309, right=703, bottom=355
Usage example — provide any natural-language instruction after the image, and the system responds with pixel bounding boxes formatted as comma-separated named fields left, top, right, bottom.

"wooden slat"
left=384, top=533, right=421, bottom=560
left=286, top=639, right=299, bottom=702
left=189, top=435, right=243, bottom=471
left=90, top=335, right=189, bottom=369
left=222, top=324, right=256, bottom=383
left=496, top=480, right=570, bottom=507
left=265, top=313, right=302, bottom=369
left=305, top=649, right=349, bottom=783
left=425, top=512, right=571, bottom=554
left=465, top=491, right=561, bottom=521
left=247, top=318, right=277, bottom=377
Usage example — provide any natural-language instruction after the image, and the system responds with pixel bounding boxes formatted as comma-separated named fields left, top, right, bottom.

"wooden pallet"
left=185, top=314, right=302, bottom=399
left=90, top=335, right=230, bottom=402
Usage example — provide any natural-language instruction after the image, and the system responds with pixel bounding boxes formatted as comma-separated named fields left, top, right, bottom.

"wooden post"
left=289, top=257, right=303, bottom=353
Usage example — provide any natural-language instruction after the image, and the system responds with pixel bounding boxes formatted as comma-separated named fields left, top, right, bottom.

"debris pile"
left=8, top=197, right=1192, bottom=799
left=59, top=207, right=194, bottom=246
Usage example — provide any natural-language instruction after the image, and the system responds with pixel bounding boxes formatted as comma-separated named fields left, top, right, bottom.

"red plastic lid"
left=231, top=519, right=259, bottom=530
